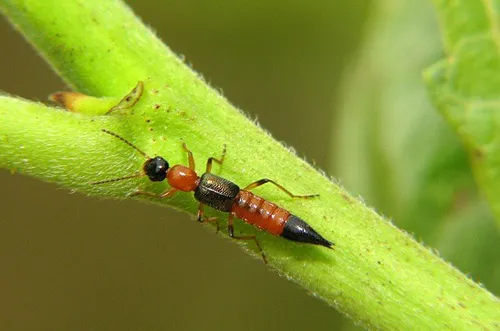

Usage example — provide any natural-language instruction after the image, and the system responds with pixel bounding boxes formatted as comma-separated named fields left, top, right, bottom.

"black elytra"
left=194, top=173, right=240, bottom=212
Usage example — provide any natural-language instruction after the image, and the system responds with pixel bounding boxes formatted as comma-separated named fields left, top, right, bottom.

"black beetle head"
left=143, top=156, right=170, bottom=182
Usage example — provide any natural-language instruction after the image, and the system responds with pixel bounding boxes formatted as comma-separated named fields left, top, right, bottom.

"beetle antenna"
left=101, top=129, right=150, bottom=159
left=90, top=173, right=145, bottom=185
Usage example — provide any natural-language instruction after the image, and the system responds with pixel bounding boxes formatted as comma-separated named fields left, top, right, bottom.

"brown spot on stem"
left=341, top=193, right=352, bottom=203
left=473, top=148, right=485, bottom=159
left=48, top=91, right=86, bottom=112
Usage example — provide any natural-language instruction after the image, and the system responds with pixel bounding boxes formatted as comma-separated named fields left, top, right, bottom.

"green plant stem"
left=1, top=0, right=499, bottom=330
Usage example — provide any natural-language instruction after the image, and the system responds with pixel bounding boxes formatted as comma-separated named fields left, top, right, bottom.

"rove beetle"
left=92, top=129, right=333, bottom=263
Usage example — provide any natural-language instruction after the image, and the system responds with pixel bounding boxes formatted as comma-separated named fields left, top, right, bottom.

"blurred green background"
left=1, top=1, right=499, bottom=331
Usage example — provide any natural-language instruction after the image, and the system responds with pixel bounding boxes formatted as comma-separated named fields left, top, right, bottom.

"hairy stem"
left=1, top=0, right=499, bottom=329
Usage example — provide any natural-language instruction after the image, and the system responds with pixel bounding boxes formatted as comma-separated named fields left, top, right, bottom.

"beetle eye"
left=143, top=157, right=169, bottom=182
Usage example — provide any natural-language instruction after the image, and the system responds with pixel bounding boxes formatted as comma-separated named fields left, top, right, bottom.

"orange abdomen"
left=231, top=190, right=290, bottom=236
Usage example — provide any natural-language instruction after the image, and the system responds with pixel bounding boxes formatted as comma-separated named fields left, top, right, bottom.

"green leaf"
left=333, top=0, right=500, bottom=326
left=425, top=0, right=500, bottom=228
left=334, top=0, right=471, bottom=238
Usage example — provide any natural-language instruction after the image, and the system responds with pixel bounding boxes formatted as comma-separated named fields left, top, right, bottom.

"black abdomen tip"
left=281, top=215, right=333, bottom=248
